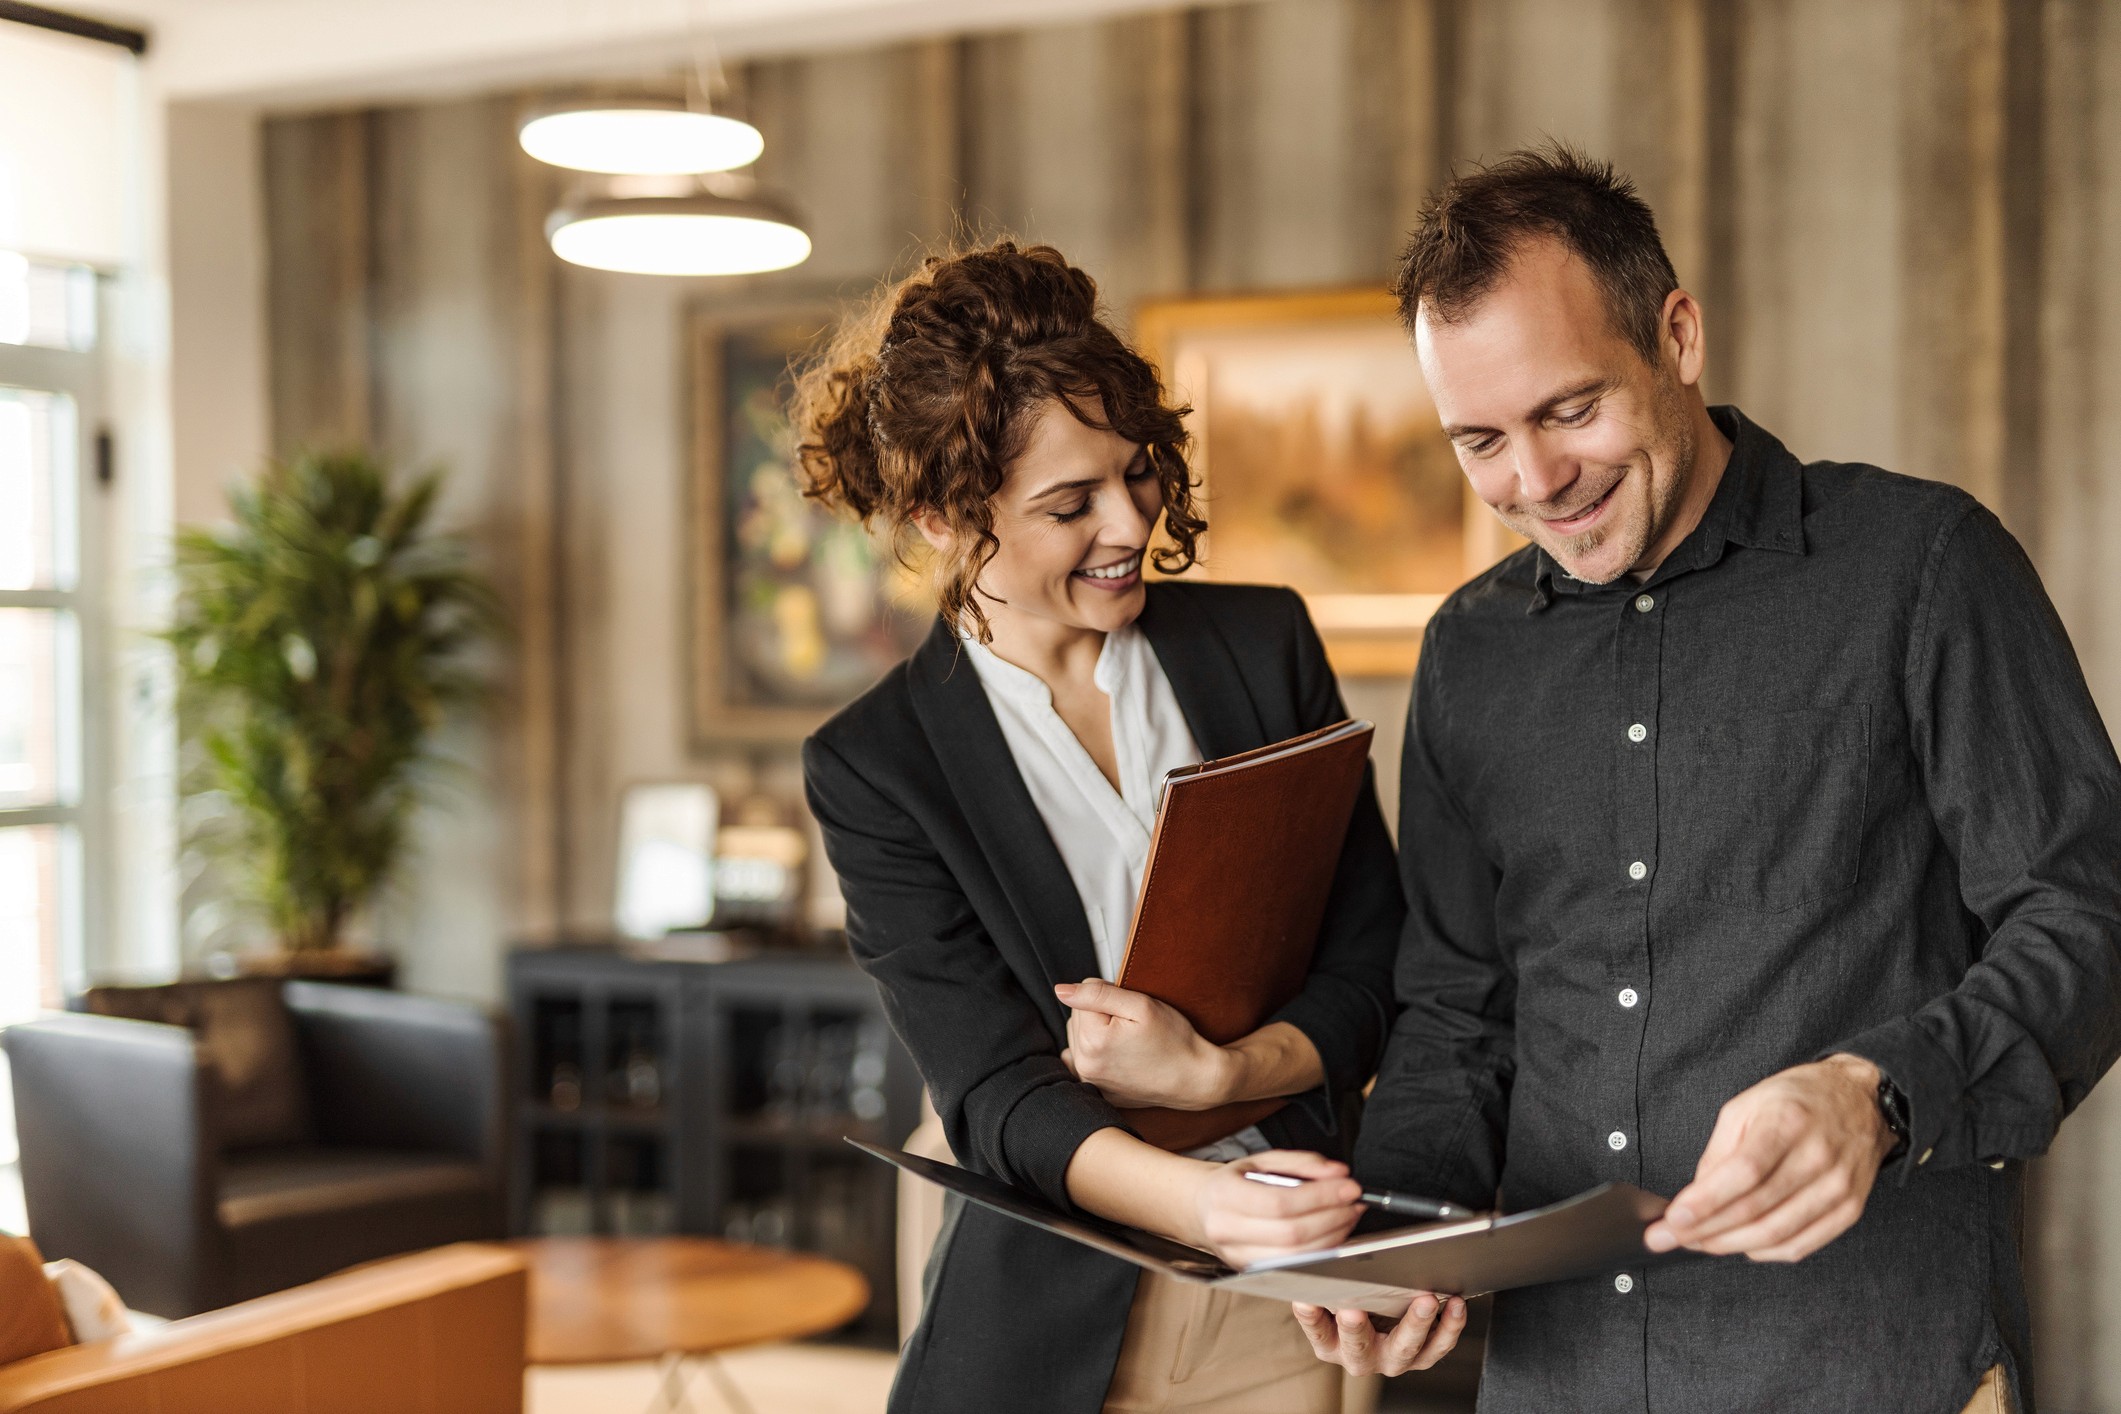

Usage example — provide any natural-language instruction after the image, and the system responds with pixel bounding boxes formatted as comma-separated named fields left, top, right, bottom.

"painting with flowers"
left=689, top=306, right=931, bottom=740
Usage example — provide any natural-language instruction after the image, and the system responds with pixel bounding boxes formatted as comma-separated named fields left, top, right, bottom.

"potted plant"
left=166, top=450, right=498, bottom=978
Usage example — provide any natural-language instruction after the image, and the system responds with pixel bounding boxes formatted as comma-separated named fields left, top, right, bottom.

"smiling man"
left=1294, top=146, right=2121, bottom=1412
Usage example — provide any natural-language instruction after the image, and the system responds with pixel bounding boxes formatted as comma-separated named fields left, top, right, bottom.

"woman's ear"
left=909, top=507, right=956, bottom=554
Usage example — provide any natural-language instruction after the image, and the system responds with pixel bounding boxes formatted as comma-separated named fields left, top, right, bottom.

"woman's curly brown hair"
left=790, top=241, right=1204, bottom=643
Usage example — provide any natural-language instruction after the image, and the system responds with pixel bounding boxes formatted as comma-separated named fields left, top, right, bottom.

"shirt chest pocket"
left=1667, top=705, right=1870, bottom=913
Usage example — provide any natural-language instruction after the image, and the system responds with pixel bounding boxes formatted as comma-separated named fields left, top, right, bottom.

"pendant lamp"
left=545, top=184, right=812, bottom=277
left=518, top=98, right=763, bottom=176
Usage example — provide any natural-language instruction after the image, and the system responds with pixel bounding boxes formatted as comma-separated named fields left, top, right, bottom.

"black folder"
left=854, top=1141, right=1669, bottom=1316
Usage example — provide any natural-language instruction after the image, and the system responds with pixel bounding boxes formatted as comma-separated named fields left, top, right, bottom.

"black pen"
left=1242, top=1169, right=1481, bottom=1222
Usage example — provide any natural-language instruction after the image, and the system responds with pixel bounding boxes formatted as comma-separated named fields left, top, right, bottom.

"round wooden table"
left=506, top=1237, right=870, bottom=1413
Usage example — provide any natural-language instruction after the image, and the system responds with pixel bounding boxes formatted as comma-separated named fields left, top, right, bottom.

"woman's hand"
left=1056, top=978, right=1233, bottom=1109
left=1190, top=1150, right=1366, bottom=1267
left=1292, top=1296, right=1468, bottom=1376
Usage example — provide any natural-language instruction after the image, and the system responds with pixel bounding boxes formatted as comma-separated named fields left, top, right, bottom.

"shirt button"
left=1627, top=860, right=1647, bottom=881
left=1613, top=1273, right=1635, bottom=1294
left=1618, top=987, right=1639, bottom=1008
left=1633, top=593, right=1656, bottom=613
left=1607, top=1130, right=1628, bottom=1151
left=1627, top=723, right=1647, bottom=743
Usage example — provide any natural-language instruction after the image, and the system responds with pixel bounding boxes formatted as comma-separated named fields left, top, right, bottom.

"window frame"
left=0, top=320, right=108, bottom=1005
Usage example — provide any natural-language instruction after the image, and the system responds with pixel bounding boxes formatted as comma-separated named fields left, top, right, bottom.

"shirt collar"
left=1529, top=405, right=1805, bottom=611
left=959, top=623, right=1140, bottom=704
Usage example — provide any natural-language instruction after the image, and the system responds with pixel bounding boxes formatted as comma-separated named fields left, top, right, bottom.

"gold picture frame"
left=1135, top=288, right=1520, bottom=678
left=688, top=301, right=931, bottom=745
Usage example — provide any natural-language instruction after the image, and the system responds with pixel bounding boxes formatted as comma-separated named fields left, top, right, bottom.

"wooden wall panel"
left=884, top=39, right=966, bottom=251
left=1015, top=24, right=1123, bottom=285
left=1185, top=4, right=1259, bottom=290
left=2023, top=3, right=2121, bottom=1404
left=959, top=33, right=1028, bottom=236
left=1347, top=0, right=1449, bottom=285
left=1898, top=0, right=2011, bottom=508
left=264, top=111, right=374, bottom=456
left=1727, top=0, right=1906, bottom=471
left=1106, top=11, right=1192, bottom=307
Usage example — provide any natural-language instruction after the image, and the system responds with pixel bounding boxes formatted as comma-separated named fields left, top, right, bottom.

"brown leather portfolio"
left=1115, top=718, right=1375, bottom=1152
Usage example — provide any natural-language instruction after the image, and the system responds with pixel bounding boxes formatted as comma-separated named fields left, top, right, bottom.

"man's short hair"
left=1393, top=142, right=1679, bottom=363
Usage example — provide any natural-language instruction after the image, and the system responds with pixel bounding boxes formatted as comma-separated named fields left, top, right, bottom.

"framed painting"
left=1134, top=289, right=1521, bottom=677
left=688, top=303, right=932, bottom=743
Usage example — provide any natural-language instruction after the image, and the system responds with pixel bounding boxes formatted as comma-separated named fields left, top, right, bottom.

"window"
left=0, top=252, right=97, bottom=352
left=0, top=17, right=141, bottom=1221
left=0, top=262, right=98, bottom=1031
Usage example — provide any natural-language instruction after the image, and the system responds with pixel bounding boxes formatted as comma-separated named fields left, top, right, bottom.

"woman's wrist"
left=1065, top=1127, right=1217, bottom=1248
left=1175, top=1156, right=1219, bottom=1249
left=1216, top=1023, right=1326, bottom=1105
left=1196, top=1040, right=1251, bottom=1109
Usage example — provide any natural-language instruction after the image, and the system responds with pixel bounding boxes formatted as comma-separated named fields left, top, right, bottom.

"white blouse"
left=963, top=623, right=1268, bottom=1163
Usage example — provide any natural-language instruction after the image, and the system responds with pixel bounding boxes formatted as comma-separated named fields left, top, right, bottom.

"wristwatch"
left=1876, top=1075, right=1911, bottom=1161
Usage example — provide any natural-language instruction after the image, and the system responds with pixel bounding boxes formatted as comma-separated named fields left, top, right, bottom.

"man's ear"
left=1664, top=288, right=1708, bottom=388
left=909, top=506, right=955, bottom=554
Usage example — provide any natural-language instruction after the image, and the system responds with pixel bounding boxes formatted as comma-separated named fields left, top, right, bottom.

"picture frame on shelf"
left=687, top=301, right=932, bottom=745
left=1134, top=288, right=1522, bottom=678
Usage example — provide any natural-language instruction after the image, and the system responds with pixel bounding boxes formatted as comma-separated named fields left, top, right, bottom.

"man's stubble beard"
left=1550, top=373, right=1700, bottom=584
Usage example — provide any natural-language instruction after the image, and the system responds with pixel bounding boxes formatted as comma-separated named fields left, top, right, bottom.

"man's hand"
left=1057, top=978, right=1232, bottom=1110
left=1293, top=1296, right=1468, bottom=1376
left=1644, top=1053, right=1896, bottom=1263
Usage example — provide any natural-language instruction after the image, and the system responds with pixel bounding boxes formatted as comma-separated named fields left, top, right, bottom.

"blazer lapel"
left=1135, top=585, right=1268, bottom=760
left=904, top=620, right=1103, bottom=988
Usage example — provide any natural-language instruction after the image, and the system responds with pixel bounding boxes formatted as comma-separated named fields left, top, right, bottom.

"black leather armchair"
left=2, top=981, right=508, bottom=1318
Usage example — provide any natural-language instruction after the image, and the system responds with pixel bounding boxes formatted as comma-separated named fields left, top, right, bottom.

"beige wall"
left=203, top=0, right=2121, bottom=1400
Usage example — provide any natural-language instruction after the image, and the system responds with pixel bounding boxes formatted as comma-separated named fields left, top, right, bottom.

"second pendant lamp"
left=523, top=93, right=811, bottom=277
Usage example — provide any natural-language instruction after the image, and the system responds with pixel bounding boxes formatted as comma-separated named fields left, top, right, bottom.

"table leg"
left=646, top=1351, right=757, bottom=1414
left=698, top=1355, right=757, bottom=1414
left=650, top=1352, right=696, bottom=1414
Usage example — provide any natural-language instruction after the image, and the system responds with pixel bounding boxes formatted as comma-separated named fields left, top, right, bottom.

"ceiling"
left=88, top=0, right=1217, bottom=105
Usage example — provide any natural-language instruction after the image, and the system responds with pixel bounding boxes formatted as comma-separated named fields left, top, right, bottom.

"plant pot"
left=210, top=947, right=398, bottom=989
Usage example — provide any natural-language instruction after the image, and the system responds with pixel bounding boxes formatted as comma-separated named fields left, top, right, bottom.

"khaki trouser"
left=1105, top=1269, right=1345, bottom=1412
left=1961, top=1365, right=2011, bottom=1414
left=896, top=1105, right=1378, bottom=1414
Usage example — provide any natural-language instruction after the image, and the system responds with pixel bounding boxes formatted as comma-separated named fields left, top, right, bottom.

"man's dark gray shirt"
left=1355, top=407, right=2121, bottom=1414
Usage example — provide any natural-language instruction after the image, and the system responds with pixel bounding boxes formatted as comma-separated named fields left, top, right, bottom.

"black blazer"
left=804, top=581, right=1404, bottom=1414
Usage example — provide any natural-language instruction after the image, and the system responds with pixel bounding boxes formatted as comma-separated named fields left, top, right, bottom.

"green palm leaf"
left=165, top=450, right=501, bottom=953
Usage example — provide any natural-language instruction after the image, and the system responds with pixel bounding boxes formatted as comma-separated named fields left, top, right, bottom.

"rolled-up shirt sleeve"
left=1830, top=503, right=2121, bottom=1178
left=804, top=735, right=1125, bottom=1211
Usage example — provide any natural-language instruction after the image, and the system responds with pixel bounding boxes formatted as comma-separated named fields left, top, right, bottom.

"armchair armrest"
left=284, top=984, right=507, bottom=1174
left=0, top=1243, right=527, bottom=1414
left=0, top=1015, right=214, bottom=1316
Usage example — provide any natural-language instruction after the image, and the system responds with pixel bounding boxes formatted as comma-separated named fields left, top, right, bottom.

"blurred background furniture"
left=508, top=1235, right=866, bottom=1413
left=2, top=979, right=508, bottom=1317
left=0, top=1242, right=526, bottom=1414
left=509, top=946, right=918, bottom=1343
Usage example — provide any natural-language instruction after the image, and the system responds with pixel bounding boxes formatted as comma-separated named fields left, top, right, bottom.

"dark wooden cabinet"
left=507, top=944, right=921, bottom=1340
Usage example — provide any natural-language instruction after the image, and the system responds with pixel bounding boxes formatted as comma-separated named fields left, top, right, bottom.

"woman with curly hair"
left=797, top=242, right=1465, bottom=1414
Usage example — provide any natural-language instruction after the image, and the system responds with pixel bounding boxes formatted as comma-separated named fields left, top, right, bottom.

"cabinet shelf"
left=507, top=944, right=921, bottom=1344
left=523, top=1102, right=671, bottom=1133
left=722, top=1115, right=886, bottom=1150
